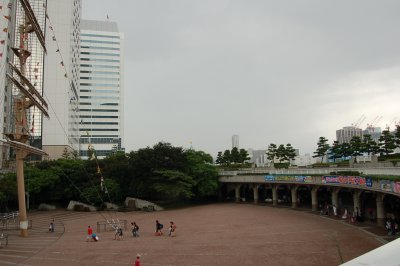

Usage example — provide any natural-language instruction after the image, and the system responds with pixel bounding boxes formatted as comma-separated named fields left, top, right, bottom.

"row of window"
left=81, top=33, right=120, bottom=39
left=81, top=122, right=119, bottom=125
left=80, top=109, right=119, bottom=112
left=80, top=95, right=119, bottom=99
left=80, top=103, right=119, bottom=106
left=81, top=39, right=120, bottom=45
left=80, top=77, right=119, bottom=81
left=81, top=64, right=120, bottom=69
left=80, top=115, right=119, bottom=119
left=81, top=58, right=120, bottom=63
left=81, top=45, right=120, bottom=51
left=80, top=89, right=120, bottom=94
left=81, top=135, right=119, bottom=138
left=80, top=150, right=113, bottom=157
left=80, top=83, right=119, bottom=87
left=79, top=128, right=119, bottom=131
left=80, top=137, right=121, bottom=143
left=81, top=70, right=119, bottom=75
left=81, top=52, right=120, bottom=57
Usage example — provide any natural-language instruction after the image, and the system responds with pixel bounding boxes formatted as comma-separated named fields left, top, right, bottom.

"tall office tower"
left=14, top=0, right=47, bottom=160
left=79, top=20, right=124, bottom=159
left=0, top=0, right=16, bottom=168
left=43, top=0, right=81, bottom=159
left=232, top=134, right=239, bottom=149
left=336, top=126, right=363, bottom=144
left=0, top=0, right=47, bottom=167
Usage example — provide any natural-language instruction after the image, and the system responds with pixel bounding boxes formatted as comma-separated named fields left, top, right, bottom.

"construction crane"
left=366, top=116, right=382, bottom=133
left=386, top=117, right=398, bottom=131
left=352, top=114, right=366, bottom=128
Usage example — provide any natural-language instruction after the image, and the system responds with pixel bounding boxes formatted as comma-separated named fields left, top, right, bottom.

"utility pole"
left=0, top=0, right=48, bottom=237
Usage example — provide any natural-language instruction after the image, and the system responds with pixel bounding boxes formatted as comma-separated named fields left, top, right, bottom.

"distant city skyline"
left=82, top=0, right=400, bottom=157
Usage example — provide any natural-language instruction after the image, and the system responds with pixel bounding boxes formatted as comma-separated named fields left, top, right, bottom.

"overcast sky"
left=82, top=0, right=400, bottom=157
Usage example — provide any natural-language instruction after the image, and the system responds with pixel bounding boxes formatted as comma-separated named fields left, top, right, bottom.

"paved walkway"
left=0, top=203, right=393, bottom=266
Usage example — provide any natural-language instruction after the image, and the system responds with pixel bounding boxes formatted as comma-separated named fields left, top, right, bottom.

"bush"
left=274, top=163, right=290, bottom=169
left=330, top=171, right=361, bottom=176
left=312, top=163, right=330, bottom=168
left=378, top=154, right=400, bottom=161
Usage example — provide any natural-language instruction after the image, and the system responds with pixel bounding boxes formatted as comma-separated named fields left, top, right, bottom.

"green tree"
left=313, top=137, right=330, bottom=163
left=379, top=129, right=396, bottom=155
left=276, top=144, right=287, bottom=163
left=394, top=125, right=400, bottom=148
left=185, top=150, right=218, bottom=199
left=239, top=149, right=250, bottom=164
left=152, top=170, right=195, bottom=200
left=329, top=141, right=342, bottom=162
left=350, top=136, right=363, bottom=159
left=338, top=142, right=352, bottom=159
left=81, top=178, right=120, bottom=206
left=0, top=173, right=18, bottom=211
left=285, top=143, right=296, bottom=165
left=266, top=143, right=277, bottom=165
left=222, top=150, right=231, bottom=166
left=100, top=151, right=130, bottom=199
left=230, top=147, right=241, bottom=164
left=215, top=151, right=224, bottom=165
left=362, top=134, right=379, bottom=155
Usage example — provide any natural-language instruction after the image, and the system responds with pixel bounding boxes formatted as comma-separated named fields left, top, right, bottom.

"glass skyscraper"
left=79, top=19, right=124, bottom=159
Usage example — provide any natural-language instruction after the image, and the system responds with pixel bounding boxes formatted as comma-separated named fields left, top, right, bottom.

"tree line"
left=215, top=147, right=250, bottom=166
left=0, top=142, right=219, bottom=212
left=314, top=126, right=400, bottom=163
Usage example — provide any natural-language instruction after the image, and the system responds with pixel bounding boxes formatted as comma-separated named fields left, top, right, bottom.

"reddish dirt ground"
left=0, top=203, right=384, bottom=266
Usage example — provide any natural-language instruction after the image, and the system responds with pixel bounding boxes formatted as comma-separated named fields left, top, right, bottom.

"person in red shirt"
left=87, top=225, right=93, bottom=241
left=134, top=254, right=140, bottom=266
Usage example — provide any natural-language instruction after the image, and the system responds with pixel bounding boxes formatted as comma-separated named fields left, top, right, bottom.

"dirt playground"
left=0, top=203, right=385, bottom=266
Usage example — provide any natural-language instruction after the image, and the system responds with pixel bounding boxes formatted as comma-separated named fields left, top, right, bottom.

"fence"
left=96, top=219, right=127, bottom=233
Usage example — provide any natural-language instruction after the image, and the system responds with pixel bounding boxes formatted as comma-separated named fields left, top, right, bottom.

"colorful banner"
left=264, top=175, right=312, bottom=183
left=322, top=176, right=371, bottom=187
left=393, top=182, right=400, bottom=193
left=380, top=180, right=393, bottom=192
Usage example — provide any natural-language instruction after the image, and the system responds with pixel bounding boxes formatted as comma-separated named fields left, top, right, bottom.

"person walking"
left=49, top=222, right=55, bottom=232
left=87, top=225, right=93, bottom=242
left=131, top=222, right=139, bottom=237
left=155, top=220, right=163, bottom=236
left=134, top=254, right=141, bottom=266
left=168, top=221, right=176, bottom=237
left=332, top=204, right=337, bottom=216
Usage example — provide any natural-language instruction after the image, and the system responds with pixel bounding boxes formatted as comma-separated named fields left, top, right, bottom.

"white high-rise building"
left=79, top=20, right=124, bottom=159
left=232, top=134, right=239, bottom=149
left=336, top=126, right=363, bottom=144
left=42, top=0, right=81, bottom=159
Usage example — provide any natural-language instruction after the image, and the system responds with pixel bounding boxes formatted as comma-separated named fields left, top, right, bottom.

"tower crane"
left=352, top=114, right=366, bottom=128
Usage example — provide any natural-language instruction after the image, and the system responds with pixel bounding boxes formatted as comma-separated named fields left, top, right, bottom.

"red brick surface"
left=0, top=203, right=384, bottom=265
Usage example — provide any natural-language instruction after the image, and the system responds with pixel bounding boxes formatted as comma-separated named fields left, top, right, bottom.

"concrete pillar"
left=272, top=185, right=278, bottom=206
left=331, top=187, right=339, bottom=207
left=376, top=193, right=386, bottom=227
left=234, top=185, right=241, bottom=203
left=352, top=189, right=362, bottom=213
left=16, top=151, right=29, bottom=237
left=253, top=184, right=260, bottom=204
left=311, top=186, right=319, bottom=211
left=217, top=184, right=223, bottom=200
left=291, top=185, right=298, bottom=208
